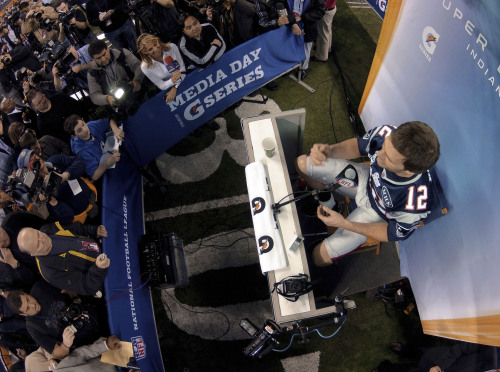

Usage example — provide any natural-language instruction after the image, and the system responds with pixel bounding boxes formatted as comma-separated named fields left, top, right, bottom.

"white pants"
left=306, top=157, right=385, bottom=259
left=315, top=6, right=337, bottom=61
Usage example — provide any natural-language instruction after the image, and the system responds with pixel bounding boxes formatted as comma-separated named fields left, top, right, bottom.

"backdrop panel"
left=124, top=27, right=305, bottom=167
left=359, top=0, right=500, bottom=345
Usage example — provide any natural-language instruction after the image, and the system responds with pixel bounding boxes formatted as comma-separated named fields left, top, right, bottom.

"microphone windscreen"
left=276, top=3, right=284, bottom=9
left=164, top=55, right=174, bottom=64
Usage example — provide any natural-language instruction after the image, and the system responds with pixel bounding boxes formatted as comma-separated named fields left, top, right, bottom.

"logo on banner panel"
left=376, top=0, right=386, bottom=12
left=258, top=235, right=274, bottom=254
left=251, top=197, right=266, bottom=215
left=420, top=26, right=440, bottom=62
left=132, top=336, right=146, bottom=360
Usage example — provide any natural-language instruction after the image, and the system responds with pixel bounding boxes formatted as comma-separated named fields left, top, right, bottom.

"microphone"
left=276, top=3, right=287, bottom=18
left=164, top=55, right=180, bottom=73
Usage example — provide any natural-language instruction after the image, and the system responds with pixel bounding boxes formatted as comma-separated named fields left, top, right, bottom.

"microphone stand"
left=272, top=183, right=341, bottom=213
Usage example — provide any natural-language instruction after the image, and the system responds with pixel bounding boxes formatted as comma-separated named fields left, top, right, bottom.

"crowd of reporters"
left=0, top=0, right=329, bottom=369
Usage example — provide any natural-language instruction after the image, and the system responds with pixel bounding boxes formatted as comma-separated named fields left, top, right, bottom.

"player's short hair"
left=51, top=0, right=66, bottom=9
left=6, top=290, right=23, bottom=314
left=8, top=121, right=25, bottom=145
left=391, top=121, right=440, bottom=174
left=19, top=130, right=38, bottom=150
left=64, top=114, right=84, bottom=135
left=88, top=40, right=108, bottom=58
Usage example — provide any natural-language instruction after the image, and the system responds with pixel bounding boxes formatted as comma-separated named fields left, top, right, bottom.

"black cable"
left=329, top=77, right=339, bottom=143
left=330, top=46, right=361, bottom=138
left=185, top=236, right=253, bottom=254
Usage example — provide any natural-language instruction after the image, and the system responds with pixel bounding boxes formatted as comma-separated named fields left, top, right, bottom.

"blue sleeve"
left=48, top=154, right=87, bottom=179
left=76, top=151, right=99, bottom=179
left=387, top=219, right=421, bottom=242
left=48, top=200, right=75, bottom=225
left=88, top=118, right=111, bottom=140
left=357, top=125, right=396, bottom=157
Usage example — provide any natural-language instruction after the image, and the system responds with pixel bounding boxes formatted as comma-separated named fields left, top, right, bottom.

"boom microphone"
left=276, top=3, right=287, bottom=17
left=164, top=55, right=180, bottom=73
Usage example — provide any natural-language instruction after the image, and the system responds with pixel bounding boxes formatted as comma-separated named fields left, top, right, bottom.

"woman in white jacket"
left=137, top=33, right=186, bottom=103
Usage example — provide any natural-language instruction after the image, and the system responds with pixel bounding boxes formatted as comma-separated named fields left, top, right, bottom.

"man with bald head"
left=17, top=226, right=110, bottom=296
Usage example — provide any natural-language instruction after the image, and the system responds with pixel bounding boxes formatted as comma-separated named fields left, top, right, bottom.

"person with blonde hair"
left=137, top=33, right=186, bottom=103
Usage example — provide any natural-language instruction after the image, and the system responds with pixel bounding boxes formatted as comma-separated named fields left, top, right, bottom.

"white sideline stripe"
left=147, top=194, right=250, bottom=219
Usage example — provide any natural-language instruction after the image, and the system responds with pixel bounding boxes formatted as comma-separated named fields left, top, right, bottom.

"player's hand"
left=71, top=65, right=82, bottom=73
left=106, top=95, right=115, bottom=107
left=211, top=39, right=222, bottom=47
left=171, top=70, right=181, bottom=83
left=106, top=151, right=120, bottom=166
left=55, top=171, right=69, bottom=182
left=96, top=253, right=110, bottom=269
left=316, top=205, right=344, bottom=227
left=106, top=335, right=121, bottom=350
left=129, top=80, right=141, bottom=92
left=165, top=87, right=177, bottom=103
left=113, top=127, right=125, bottom=142
left=62, top=326, right=75, bottom=348
left=98, top=11, right=108, bottom=21
left=97, top=225, right=108, bottom=238
left=16, top=348, right=27, bottom=359
left=0, top=248, right=18, bottom=267
left=277, top=15, right=289, bottom=26
left=309, top=143, right=331, bottom=166
left=292, top=23, right=302, bottom=36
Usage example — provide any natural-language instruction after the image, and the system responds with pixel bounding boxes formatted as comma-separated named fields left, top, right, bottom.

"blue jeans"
left=105, top=18, right=137, bottom=54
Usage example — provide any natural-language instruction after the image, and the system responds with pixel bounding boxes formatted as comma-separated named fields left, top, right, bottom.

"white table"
left=242, top=112, right=339, bottom=323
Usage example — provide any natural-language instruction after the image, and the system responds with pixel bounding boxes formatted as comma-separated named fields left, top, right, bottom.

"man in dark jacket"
left=25, top=89, right=87, bottom=143
left=17, top=224, right=109, bottom=296
left=85, top=0, right=137, bottom=53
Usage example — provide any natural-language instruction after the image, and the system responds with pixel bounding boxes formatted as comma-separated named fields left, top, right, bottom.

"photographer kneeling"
left=14, top=149, right=97, bottom=224
left=6, top=280, right=106, bottom=359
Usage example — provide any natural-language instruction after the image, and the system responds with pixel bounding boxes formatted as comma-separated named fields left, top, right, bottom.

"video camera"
left=7, top=167, right=62, bottom=205
left=58, top=303, right=92, bottom=333
left=33, top=12, right=59, bottom=32
left=240, top=319, right=281, bottom=358
left=54, top=51, right=76, bottom=77
left=0, top=55, right=12, bottom=65
left=39, top=41, right=66, bottom=65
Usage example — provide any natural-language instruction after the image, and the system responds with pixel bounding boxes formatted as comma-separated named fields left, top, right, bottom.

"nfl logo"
left=131, top=336, right=147, bottom=360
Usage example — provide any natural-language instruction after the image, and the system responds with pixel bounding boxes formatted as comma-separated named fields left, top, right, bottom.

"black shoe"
left=300, top=69, right=307, bottom=80
left=265, top=81, right=279, bottom=91
left=311, top=56, right=327, bottom=63
left=206, top=120, right=220, bottom=131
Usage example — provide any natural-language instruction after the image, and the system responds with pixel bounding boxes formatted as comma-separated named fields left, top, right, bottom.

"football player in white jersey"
left=296, top=121, right=440, bottom=266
